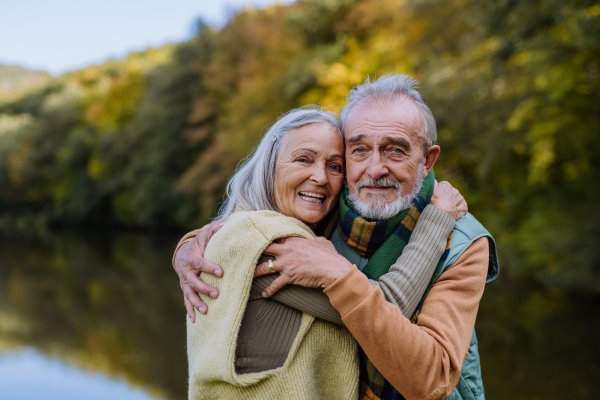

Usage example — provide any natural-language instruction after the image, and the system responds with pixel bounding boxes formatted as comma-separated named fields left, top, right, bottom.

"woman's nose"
left=310, top=164, right=328, bottom=184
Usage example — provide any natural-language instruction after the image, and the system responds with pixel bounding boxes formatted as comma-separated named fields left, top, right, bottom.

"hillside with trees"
left=0, top=0, right=598, bottom=293
left=0, top=65, right=51, bottom=104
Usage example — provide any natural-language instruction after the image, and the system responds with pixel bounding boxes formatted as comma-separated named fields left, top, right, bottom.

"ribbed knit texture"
left=373, top=205, right=455, bottom=318
left=253, top=272, right=343, bottom=324
left=187, top=210, right=359, bottom=400
left=235, top=280, right=303, bottom=374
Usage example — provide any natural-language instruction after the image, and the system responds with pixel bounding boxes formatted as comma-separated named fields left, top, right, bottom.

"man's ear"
left=424, top=145, right=440, bottom=175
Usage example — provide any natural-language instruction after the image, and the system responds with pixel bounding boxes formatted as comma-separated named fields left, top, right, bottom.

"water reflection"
left=476, top=274, right=600, bottom=399
left=0, top=232, right=187, bottom=400
left=0, top=348, right=158, bottom=400
left=0, top=232, right=598, bottom=399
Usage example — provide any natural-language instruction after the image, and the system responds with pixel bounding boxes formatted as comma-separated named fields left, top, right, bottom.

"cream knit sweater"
left=187, top=210, right=359, bottom=400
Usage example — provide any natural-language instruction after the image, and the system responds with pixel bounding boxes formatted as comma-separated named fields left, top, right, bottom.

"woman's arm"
left=176, top=182, right=465, bottom=322
left=371, top=205, right=455, bottom=317
left=256, top=204, right=455, bottom=322
left=252, top=273, right=344, bottom=324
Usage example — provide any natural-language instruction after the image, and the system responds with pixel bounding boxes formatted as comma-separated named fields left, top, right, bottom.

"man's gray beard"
left=347, top=164, right=425, bottom=221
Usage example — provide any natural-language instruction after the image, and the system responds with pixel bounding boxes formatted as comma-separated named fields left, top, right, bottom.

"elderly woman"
left=185, top=107, right=464, bottom=399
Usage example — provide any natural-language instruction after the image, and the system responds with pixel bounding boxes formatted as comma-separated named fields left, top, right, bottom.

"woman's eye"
left=296, top=157, right=309, bottom=163
left=329, top=164, right=343, bottom=173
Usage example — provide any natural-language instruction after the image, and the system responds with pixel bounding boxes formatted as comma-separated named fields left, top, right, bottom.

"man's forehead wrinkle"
left=349, top=120, right=415, bottom=141
left=344, top=98, right=426, bottom=145
left=361, top=119, right=411, bottom=131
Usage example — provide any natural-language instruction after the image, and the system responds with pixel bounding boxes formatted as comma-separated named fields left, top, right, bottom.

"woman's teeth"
left=299, top=192, right=325, bottom=203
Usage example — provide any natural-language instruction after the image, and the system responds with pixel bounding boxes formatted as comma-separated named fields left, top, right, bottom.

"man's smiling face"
left=344, top=97, right=440, bottom=216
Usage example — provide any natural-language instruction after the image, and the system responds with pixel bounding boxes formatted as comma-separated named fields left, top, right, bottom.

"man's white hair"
left=340, top=73, right=437, bottom=149
left=216, top=106, right=342, bottom=221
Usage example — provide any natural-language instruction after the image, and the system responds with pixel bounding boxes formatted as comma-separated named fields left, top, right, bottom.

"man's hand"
left=254, top=236, right=354, bottom=297
left=431, top=181, right=468, bottom=220
left=173, top=221, right=225, bottom=322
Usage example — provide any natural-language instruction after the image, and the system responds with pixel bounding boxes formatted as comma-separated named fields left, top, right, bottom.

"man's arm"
left=254, top=204, right=454, bottom=324
left=173, top=222, right=224, bottom=321
left=172, top=208, right=450, bottom=322
left=323, top=237, right=489, bottom=400
left=175, top=181, right=465, bottom=321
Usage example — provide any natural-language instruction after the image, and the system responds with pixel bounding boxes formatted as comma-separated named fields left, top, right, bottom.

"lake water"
left=0, top=232, right=598, bottom=399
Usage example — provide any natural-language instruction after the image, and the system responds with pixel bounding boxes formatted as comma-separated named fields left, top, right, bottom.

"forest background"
left=1, top=0, right=599, bottom=397
left=2, top=0, right=599, bottom=293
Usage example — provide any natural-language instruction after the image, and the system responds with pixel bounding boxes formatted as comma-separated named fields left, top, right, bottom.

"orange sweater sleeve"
left=323, top=237, right=489, bottom=400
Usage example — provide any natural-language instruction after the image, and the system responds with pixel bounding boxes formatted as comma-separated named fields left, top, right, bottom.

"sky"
left=0, top=0, right=288, bottom=76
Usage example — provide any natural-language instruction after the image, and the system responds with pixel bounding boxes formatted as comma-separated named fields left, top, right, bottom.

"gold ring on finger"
left=268, top=259, right=276, bottom=273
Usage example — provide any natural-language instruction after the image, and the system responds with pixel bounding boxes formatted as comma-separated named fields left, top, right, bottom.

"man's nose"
left=366, top=152, right=389, bottom=180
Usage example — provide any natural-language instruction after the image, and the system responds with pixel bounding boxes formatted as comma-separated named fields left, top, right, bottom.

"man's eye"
left=392, top=148, right=403, bottom=154
left=354, top=148, right=365, bottom=154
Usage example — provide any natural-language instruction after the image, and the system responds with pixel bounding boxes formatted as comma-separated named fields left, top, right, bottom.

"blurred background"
left=1, top=0, right=599, bottom=399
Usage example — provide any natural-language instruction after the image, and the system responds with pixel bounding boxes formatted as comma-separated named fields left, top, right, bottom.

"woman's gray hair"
left=340, top=73, right=437, bottom=149
left=216, top=106, right=342, bottom=221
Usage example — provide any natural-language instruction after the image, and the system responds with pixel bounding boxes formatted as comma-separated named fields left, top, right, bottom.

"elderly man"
left=173, top=74, right=498, bottom=400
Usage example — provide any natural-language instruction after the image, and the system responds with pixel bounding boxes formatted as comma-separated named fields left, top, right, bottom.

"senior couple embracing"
left=172, top=74, right=499, bottom=400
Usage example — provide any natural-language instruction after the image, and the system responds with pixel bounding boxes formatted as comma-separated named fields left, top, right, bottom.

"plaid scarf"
left=337, top=171, right=453, bottom=400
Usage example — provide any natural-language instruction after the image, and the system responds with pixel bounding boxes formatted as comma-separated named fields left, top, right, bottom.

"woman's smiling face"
left=275, top=123, right=345, bottom=229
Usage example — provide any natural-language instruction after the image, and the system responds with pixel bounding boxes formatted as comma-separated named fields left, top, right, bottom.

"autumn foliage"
left=0, top=0, right=598, bottom=291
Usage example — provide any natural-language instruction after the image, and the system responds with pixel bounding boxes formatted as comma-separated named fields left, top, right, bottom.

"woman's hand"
left=173, top=221, right=225, bottom=322
left=430, top=181, right=468, bottom=220
left=254, top=236, right=354, bottom=297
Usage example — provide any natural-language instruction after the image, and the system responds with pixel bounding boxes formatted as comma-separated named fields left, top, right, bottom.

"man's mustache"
left=355, top=177, right=402, bottom=192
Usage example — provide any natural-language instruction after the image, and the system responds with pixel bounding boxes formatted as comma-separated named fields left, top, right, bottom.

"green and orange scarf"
left=337, top=171, right=452, bottom=400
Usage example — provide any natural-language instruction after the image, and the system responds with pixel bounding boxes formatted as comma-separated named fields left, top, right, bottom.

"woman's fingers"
left=431, top=181, right=457, bottom=219
left=431, top=180, right=470, bottom=220
left=262, top=274, right=290, bottom=298
left=454, top=190, right=468, bottom=219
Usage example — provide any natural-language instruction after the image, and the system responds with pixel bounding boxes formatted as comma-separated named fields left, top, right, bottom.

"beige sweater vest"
left=187, top=210, right=359, bottom=400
